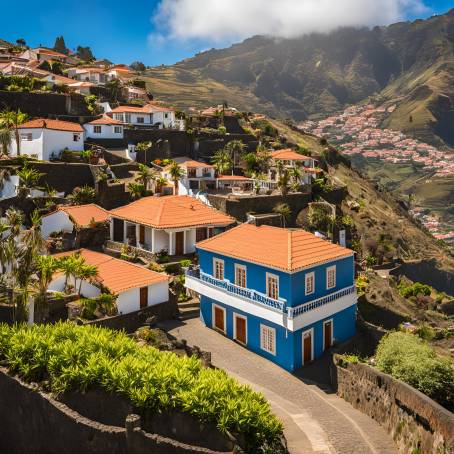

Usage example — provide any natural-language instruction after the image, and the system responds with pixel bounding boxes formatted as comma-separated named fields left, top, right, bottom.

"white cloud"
left=152, top=0, right=429, bottom=42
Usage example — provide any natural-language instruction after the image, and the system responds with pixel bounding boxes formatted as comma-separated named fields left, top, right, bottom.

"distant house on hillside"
left=67, top=66, right=107, bottom=85
left=160, top=157, right=216, bottom=195
left=19, top=47, right=70, bottom=64
left=83, top=116, right=124, bottom=140
left=109, top=195, right=235, bottom=256
left=41, top=204, right=109, bottom=239
left=185, top=224, right=357, bottom=371
left=49, top=249, right=169, bottom=315
left=109, top=103, right=176, bottom=129
left=8, top=119, right=84, bottom=161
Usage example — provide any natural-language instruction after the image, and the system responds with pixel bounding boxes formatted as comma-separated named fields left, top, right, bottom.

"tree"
left=130, top=61, right=146, bottom=72
left=224, top=140, right=246, bottom=169
left=59, top=255, right=81, bottom=292
left=135, top=163, right=157, bottom=190
left=211, top=149, right=233, bottom=175
left=0, top=128, right=12, bottom=156
left=76, top=46, right=95, bottom=62
left=127, top=182, right=146, bottom=200
left=0, top=109, right=28, bottom=156
left=273, top=203, right=292, bottom=228
left=33, top=255, right=60, bottom=306
left=168, top=161, right=185, bottom=196
left=17, top=165, right=44, bottom=197
left=104, top=78, right=122, bottom=102
left=155, top=176, right=168, bottom=194
left=277, top=167, right=290, bottom=196
left=16, top=38, right=26, bottom=47
left=75, top=263, right=98, bottom=296
left=67, top=185, right=96, bottom=205
left=53, top=36, right=68, bottom=54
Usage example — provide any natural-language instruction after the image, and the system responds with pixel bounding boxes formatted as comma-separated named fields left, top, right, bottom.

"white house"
left=49, top=249, right=169, bottom=315
left=109, top=195, right=235, bottom=256
left=19, top=47, right=69, bottom=64
left=9, top=119, right=84, bottom=161
left=110, top=103, right=176, bottom=129
left=41, top=204, right=109, bottom=239
left=268, top=149, right=321, bottom=185
left=105, top=64, right=133, bottom=81
left=67, top=67, right=108, bottom=85
left=160, top=157, right=215, bottom=195
left=41, top=73, right=95, bottom=95
left=83, top=116, right=124, bottom=140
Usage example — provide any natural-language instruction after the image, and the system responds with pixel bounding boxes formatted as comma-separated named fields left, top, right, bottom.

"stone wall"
left=97, top=181, right=130, bottom=210
left=207, top=192, right=312, bottom=225
left=331, top=357, right=454, bottom=453
left=0, top=367, right=232, bottom=454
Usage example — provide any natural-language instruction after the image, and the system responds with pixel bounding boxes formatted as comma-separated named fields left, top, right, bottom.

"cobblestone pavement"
left=162, top=318, right=397, bottom=454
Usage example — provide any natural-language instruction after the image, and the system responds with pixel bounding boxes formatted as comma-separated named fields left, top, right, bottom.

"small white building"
left=19, top=47, right=69, bottom=64
left=83, top=116, right=124, bottom=140
left=67, top=67, right=108, bottom=85
left=49, top=249, right=169, bottom=315
left=110, top=103, right=176, bottom=129
left=161, top=158, right=215, bottom=195
left=9, top=119, right=84, bottom=161
left=109, top=195, right=235, bottom=256
left=41, top=204, right=109, bottom=239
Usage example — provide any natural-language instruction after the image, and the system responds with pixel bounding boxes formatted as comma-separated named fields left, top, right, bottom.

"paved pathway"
left=162, top=319, right=397, bottom=454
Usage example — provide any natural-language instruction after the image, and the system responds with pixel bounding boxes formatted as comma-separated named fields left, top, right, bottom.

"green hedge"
left=0, top=322, right=283, bottom=452
left=375, top=331, right=454, bottom=409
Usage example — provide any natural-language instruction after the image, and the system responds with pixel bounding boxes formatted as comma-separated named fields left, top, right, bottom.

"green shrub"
left=149, top=262, right=164, bottom=273
left=164, top=263, right=180, bottom=274
left=398, top=281, right=432, bottom=298
left=0, top=323, right=283, bottom=450
left=180, top=259, right=192, bottom=268
left=375, top=332, right=454, bottom=408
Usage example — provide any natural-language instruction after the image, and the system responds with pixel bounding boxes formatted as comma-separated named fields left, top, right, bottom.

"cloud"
left=152, top=0, right=429, bottom=43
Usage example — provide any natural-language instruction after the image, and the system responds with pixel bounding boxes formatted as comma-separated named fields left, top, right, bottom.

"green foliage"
left=414, top=324, right=436, bottom=342
left=164, top=263, right=181, bottom=275
left=130, top=62, right=146, bottom=72
left=355, top=274, right=369, bottom=295
left=84, top=95, right=98, bottom=114
left=67, top=185, right=96, bottom=205
left=211, top=149, right=232, bottom=175
left=76, top=45, right=95, bottom=62
left=0, top=323, right=283, bottom=450
left=251, top=119, right=278, bottom=137
left=398, top=281, right=432, bottom=298
left=148, top=262, right=165, bottom=273
left=337, top=354, right=361, bottom=367
left=375, top=332, right=454, bottom=408
left=365, top=254, right=377, bottom=267
left=53, top=36, right=68, bottom=54
left=218, top=125, right=227, bottom=135
left=179, top=259, right=192, bottom=268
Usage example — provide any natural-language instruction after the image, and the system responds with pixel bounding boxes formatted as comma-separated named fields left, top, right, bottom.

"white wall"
left=9, top=128, right=44, bottom=159
left=152, top=111, right=175, bottom=128
left=41, top=211, right=74, bottom=239
left=153, top=229, right=169, bottom=254
left=83, top=124, right=124, bottom=139
left=116, top=281, right=169, bottom=314
left=186, top=229, right=196, bottom=253
left=44, top=129, right=84, bottom=160
left=49, top=274, right=100, bottom=298
left=0, top=175, right=19, bottom=199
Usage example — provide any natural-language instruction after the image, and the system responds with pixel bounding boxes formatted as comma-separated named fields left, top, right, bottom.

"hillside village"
left=0, top=35, right=453, bottom=454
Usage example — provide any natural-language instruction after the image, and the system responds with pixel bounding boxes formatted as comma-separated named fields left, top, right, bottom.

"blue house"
left=185, top=224, right=357, bottom=371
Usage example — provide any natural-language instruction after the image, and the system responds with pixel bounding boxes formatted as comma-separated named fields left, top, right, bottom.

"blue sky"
left=1, top=0, right=452, bottom=66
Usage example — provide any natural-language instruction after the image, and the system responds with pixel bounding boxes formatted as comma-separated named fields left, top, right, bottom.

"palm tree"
left=0, top=109, right=28, bottom=156
left=127, top=182, right=145, bottom=200
left=59, top=255, right=80, bottom=293
left=224, top=140, right=245, bottom=169
left=67, top=185, right=96, bottom=205
left=0, top=128, right=12, bottom=156
left=168, top=161, right=185, bottom=195
left=0, top=219, right=9, bottom=274
left=277, top=168, right=290, bottom=196
left=154, top=176, right=168, bottom=194
left=273, top=203, right=292, bottom=228
left=75, top=263, right=98, bottom=296
left=16, top=165, right=44, bottom=197
left=211, top=149, right=233, bottom=175
left=97, top=292, right=117, bottom=316
left=135, top=163, right=157, bottom=190
left=33, top=255, right=60, bottom=306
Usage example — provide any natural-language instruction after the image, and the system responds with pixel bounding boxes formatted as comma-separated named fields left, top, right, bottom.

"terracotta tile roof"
left=110, top=195, right=235, bottom=229
left=271, top=149, right=312, bottom=161
left=53, top=249, right=168, bottom=294
left=35, top=48, right=68, bottom=58
left=110, top=103, right=173, bottom=114
left=43, top=74, right=78, bottom=85
left=197, top=224, right=353, bottom=272
left=166, top=157, right=213, bottom=169
left=52, top=204, right=109, bottom=227
left=88, top=116, right=123, bottom=125
left=216, top=175, right=251, bottom=181
left=18, top=118, right=83, bottom=132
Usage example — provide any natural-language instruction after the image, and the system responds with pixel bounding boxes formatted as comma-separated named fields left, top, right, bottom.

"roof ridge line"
left=287, top=230, right=292, bottom=270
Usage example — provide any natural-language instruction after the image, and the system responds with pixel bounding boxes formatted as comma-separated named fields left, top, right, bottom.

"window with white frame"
left=305, top=272, right=315, bottom=295
left=114, top=126, right=122, bottom=134
left=235, top=264, right=247, bottom=288
left=20, top=133, right=32, bottom=141
left=125, top=113, right=131, bottom=123
left=260, top=325, right=276, bottom=355
left=137, top=117, right=145, bottom=124
left=73, top=133, right=80, bottom=142
left=93, top=125, right=102, bottom=134
left=266, top=273, right=279, bottom=300
left=326, top=265, right=336, bottom=289
left=213, top=258, right=224, bottom=281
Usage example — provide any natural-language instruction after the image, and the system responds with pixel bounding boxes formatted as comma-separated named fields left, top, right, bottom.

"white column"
left=135, top=224, right=140, bottom=247
left=123, top=221, right=128, bottom=243
left=151, top=228, right=156, bottom=253
left=109, top=218, right=114, bottom=240
left=183, top=230, right=187, bottom=254
left=168, top=231, right=173, bottom=255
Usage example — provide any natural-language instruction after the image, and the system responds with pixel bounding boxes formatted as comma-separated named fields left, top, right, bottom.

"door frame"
left=175, top=231, right=185, bottom=256
left=323, top=319, right=333, bottom=350
left=302, top=328, right=314, bottom=365
left=212, top=304, right=226, bottom=334
left=233, top=313, right=247, bottom=345
left=139, top=286, right=148, bottom=309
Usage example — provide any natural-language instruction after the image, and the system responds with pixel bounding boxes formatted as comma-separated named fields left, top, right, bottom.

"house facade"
left=160, top=158, right=216, bottom=195
left=49, top=249, right=169, bottom=314
left=83, top=116, right=124, bottom=140
left=185, top=224, right=357, bottom=371
left=109, top=195, right=235, bottom=256
left=9, top=119, right=84, bottom=161
left=110, top=104, right=176, bottom=128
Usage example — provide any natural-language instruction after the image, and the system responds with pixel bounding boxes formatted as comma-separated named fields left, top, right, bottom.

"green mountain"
left=143, top=8, right=454, bottom=147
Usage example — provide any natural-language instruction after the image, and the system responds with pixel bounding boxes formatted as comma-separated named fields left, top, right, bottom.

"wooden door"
left=196, top=227, right=207, bottom=242
left=303, top=331, right=312, bottom=364
left=235, top=316, right=246, bottom=344
left=214, top=306, right=225, bottom=332
left=139, top=225, right=145, bottom=244
left=140, top=287, right=148, bottom=309
left=324, top=321, right=332, bottom=350
left=175, top=231, right=184, bottom=255
left=113, top=218, right=124, bottom=242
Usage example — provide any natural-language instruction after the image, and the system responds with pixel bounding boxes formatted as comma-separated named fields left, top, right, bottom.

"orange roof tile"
left=110, top=195, right=235, bottom=229
left=18, top=118, right=83, bottom=132
left=166, top=157, right=213, bottom=169
left=88, top=116, right=123, bottom=125
left=53, top=249, right=168, bottom=294
left=216, top=175, right=251, bottom=181
left=197, top=224, right=353, bottom=272
left=60, top=204, right=109, bottom=227
left=35, top=48, right=68, bottom=58
left=271, top=149, right=312, bottom=161
left=110, top=103, right=173, bottom=114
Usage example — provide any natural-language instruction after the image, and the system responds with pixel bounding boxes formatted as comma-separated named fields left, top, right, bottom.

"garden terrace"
left=0, top=322, right=284, bottom=453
